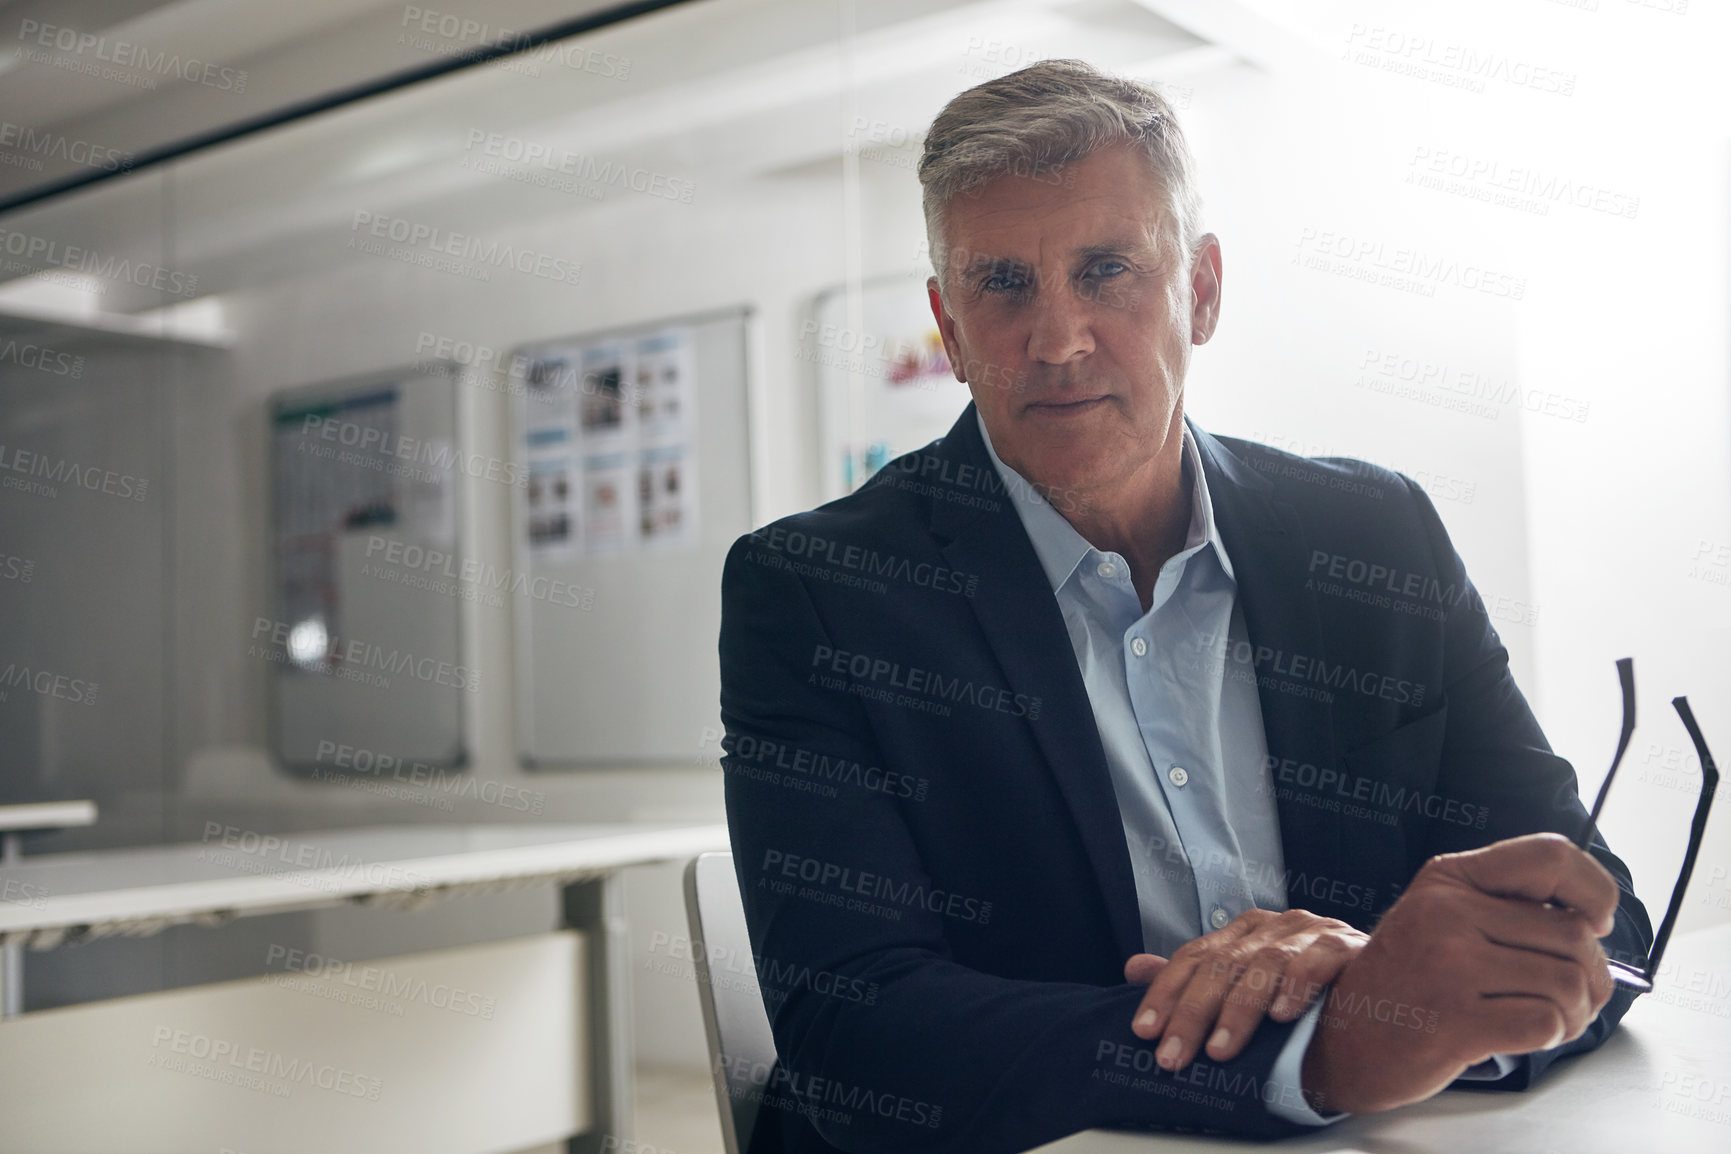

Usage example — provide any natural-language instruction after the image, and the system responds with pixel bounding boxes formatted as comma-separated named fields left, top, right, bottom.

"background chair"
left=683, top=851, right=778, bottom=1154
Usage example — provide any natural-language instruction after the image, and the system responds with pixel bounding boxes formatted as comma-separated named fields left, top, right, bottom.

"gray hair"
left=918, top=59, right=1203, bottom=292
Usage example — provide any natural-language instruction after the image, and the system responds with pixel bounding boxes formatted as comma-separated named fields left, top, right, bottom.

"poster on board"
left=811, top=274, right=971, bottom=502
left=520, top=326, right=699, bottom=558
left=523, top=354, right=581, bottom=563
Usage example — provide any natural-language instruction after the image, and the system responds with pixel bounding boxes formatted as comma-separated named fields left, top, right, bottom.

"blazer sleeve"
left=719, top=534, right=1325, bottom=1154
left=1400, top=476, right=1654, bottom=1088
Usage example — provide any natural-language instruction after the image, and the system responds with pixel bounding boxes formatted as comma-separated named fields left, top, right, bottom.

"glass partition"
left=1, top=0, right=1725, bottom=953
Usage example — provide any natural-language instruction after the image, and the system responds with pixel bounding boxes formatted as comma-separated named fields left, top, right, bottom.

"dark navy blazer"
left=718, top=403, right=1650, bottom=1154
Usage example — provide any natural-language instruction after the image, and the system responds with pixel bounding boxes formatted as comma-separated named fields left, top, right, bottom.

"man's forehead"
left=952, top=235, right=1156, bottom=274
left=947, top=199, right=1174, bottom=270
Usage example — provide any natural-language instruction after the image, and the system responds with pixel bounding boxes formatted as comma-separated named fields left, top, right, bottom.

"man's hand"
left=1303, top=832, right=1620, bottom=1115
left=1122, top=908, right=1369, bottom=1071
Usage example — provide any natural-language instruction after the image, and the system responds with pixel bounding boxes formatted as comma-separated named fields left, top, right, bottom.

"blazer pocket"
left=1340, top=705, right=1449, bottom=788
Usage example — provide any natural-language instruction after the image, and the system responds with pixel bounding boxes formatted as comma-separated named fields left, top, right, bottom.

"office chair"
left=683, top=851, right=778, bottom=1154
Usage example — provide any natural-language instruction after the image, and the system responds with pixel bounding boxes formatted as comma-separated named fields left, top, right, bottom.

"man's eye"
left=981, top=271, right=1031, bottom=295
left=1085, top=259, right=1128, bottom=280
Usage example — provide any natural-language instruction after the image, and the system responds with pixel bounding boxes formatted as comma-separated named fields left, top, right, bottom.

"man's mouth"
left=1025, top=395, right=1109, bottom=417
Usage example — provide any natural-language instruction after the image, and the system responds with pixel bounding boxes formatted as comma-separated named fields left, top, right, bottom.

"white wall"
left=1513, top=96, right=1731, bottom=936
left=1176, top=15, right=1731, bottom=935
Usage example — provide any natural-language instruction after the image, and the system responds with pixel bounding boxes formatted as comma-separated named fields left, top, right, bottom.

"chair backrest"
left=683, top=851, right=778, bottom=1154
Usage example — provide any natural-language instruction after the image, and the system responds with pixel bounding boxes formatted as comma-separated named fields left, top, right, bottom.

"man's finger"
left=1130, top=921, right=1260, bottom=1039
left=1131, top=951, right=1205, bottom=1039
left=1270, top=933, right=1363, bottom=1020
left=1125, top=953, right=1169, bottom=985
left=1204, top=930, right=1365, bottom=1061
left=1469, top=995, right=1572, bottom=1058
left=1160, top=956, right=1248, bottom=1069
left=1473, top=944, right=1600, bottom=1042
left=1205, top=948, right=1290, bottom=1061
left=1132, top=947, right=1223, bottom=1038
left=1442, top=833, right=1618, bottom=935
left=1470, top=893, right=1605, bottom=965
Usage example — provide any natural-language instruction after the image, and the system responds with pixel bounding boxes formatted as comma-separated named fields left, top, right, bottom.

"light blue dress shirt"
left=976, top=413, right=1516, bottom=1120
left=975, top=412, right=1338, bottom=1124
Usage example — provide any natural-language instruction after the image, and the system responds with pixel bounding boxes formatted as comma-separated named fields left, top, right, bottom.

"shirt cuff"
left=1455, top=1052, right=1520, bottom=1081
left=1265, top=999, right=1349, bottom=1126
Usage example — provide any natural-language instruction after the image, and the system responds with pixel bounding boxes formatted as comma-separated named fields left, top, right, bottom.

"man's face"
left=927, top=142, right=1222, bottom=499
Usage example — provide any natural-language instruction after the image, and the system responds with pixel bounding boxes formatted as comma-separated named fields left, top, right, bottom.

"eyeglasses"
left=1573, top=657, right=1719, bottom=993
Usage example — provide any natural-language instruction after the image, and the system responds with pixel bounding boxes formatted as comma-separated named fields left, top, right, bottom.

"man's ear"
left=1189, top=234, right=1223, bottom=345
left=928, top=276, right=968, bottom=383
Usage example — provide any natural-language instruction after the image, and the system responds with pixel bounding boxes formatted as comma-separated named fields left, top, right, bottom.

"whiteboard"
left=268, top=366, right=467, bottom=771
left=510, top=307, right=753, bottom=767
left=812, top=273, right=972, bottom=502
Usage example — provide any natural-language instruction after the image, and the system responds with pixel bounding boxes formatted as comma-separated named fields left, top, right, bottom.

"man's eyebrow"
left=957, top=253, right=1027, bottom=278
left=1074, top=239, right=1156, bottom=262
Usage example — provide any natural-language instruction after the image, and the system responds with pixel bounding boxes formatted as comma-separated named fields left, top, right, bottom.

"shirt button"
left=1168, top=765, right=1189, bottom=787
left=1130, top=637, right=1148, bottom=658
left=1210, top=907, right=1231, bottom=930
left=1096, top=561, right=1116, bottom=578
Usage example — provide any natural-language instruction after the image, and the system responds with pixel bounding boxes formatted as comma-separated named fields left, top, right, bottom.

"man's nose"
left=1026, top=280, right=1094, bottom=364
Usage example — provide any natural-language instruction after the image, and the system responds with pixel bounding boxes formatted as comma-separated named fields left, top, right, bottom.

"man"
left=718, top=59, right=1650, bottom=1154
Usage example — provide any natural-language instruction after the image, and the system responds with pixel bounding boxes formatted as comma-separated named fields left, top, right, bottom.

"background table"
left=0, top=822, right=730, bottom=1154
left=0, top=799, right=97, bottom=1016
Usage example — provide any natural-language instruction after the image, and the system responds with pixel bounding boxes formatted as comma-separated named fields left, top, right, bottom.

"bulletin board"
left=268, top=365, right=466, bottom=771
left=510, top=306, right=753, bottom=767
left=813, top=272, right=973, bottom=502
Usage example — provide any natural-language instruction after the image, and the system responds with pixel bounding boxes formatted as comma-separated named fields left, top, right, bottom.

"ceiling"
left=0, top=0, right=635, bottom=192
left=0, top=0, right=1322, bottom=322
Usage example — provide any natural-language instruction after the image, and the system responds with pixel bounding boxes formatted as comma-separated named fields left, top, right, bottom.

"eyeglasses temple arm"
left=1646, top=696, right=1719, bottom=978
left=1577, top=657, right=1636, bottom=852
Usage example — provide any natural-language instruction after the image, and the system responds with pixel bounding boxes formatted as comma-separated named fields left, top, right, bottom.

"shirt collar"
left=975, top=408, right=1235, bottom=594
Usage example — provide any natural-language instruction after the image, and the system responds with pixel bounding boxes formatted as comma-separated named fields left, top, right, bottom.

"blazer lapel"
left=913, top=407, right=1349, bottom=949
left=1190, top=421, right=1347, bottom=918
left=926, top=406, right=1145, bottom=962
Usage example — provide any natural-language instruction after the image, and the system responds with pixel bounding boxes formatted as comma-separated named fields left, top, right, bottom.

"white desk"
left=0, top=799, right=97, bottom=1016
left=1030, top=924, right=1731, bottom=1154
left=0, top=821, right=726, bottom=948
left=0, top=822, right=730, bottom=1154
left=0, top=800, right=98, bottom=839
